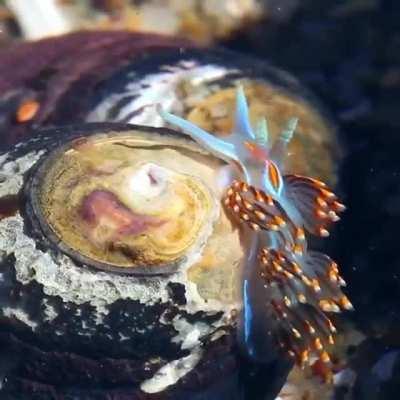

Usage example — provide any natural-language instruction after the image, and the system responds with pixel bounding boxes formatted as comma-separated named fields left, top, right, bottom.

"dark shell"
left=0, top=32, right=339, bottom=399
left=0, top=123, right=290, bottom=399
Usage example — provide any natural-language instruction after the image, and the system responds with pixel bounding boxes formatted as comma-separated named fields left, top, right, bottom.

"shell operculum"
left=24, top=128, right=222, bottom=275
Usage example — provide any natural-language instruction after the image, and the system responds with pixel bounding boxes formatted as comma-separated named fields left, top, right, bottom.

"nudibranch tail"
left=159, top=86, right=352, bottom=376
left=258, top=247, right=349, bottom=368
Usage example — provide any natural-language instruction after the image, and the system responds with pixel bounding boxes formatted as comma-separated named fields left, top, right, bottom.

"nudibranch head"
left=159, top=86, right=345, bottom=238
left=159, top=86, right=297, bottom=200
left=160, top=86, right=351, bottom=375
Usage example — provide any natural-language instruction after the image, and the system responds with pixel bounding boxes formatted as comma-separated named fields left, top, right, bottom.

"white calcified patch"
left=0, top=147, right=224, bottom=316
left=0, top=153, right=9, bottom=166
left=42, top=299, right=58, bottom=322
left=171, top=315, right=211, bottom=351
left=140, top=349, right=202, bottom=394
left=0, top=150, right=44, bottom=197
left=2, top=307, right=38, bottom=330
left=128, top=162, right=169, bottom=199
left=0, top=214, right=233, bottom=319
left=86, top=61, right=238, bottom=127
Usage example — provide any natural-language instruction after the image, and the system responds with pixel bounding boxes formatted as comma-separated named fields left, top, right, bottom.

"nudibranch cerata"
left=159, top=86, right=353, bottom=369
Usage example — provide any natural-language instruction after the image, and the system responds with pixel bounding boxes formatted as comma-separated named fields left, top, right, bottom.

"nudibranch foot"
left=284, top=174, right=346, bottom=237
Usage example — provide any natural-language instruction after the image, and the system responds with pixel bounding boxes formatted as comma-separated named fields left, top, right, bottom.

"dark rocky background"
left=0, top=0, right=399, bottom=398
left=222, top=1, right=400, bottom=397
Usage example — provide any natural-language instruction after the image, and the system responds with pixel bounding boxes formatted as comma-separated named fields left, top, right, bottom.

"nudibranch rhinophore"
left=160, top=86, right=353, bottom=370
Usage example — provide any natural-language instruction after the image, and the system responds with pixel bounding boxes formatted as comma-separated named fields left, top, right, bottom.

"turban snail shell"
left=0, top=33, right=345, bottom=399
left=0, top=123, right=246, bottom=398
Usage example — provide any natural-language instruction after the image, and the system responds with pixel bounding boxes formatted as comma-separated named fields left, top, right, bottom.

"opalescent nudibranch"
left=159, top=87, right=352, bottom=370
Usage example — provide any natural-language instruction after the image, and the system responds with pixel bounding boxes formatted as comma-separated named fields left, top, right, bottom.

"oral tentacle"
left=157, top=105, right=239, bottom=163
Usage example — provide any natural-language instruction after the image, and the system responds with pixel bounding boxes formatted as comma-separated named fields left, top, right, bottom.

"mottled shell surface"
left=0, top=34, right=341, bottom=400
left=0, top=123, right=247, bottom=399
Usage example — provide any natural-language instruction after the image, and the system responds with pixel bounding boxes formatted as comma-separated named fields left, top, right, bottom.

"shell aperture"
left=25, top=129, right=228, bottom=275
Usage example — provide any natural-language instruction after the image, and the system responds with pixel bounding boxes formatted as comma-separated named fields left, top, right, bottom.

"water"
left=0, top=1, right=400, bottom=399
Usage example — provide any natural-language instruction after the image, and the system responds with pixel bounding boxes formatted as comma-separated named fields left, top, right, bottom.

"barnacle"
left=160, top=86, right=352, bottom=370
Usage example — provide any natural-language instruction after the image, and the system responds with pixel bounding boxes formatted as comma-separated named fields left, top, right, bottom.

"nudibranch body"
left=160, top=87, right=352, bottom=370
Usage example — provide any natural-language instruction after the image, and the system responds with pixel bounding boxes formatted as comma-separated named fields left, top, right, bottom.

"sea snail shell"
left=0, top=38, right=342, bottom=399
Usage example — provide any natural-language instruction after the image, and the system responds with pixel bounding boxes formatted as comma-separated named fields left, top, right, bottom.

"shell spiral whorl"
left=159, top=86, right=352, bottom=375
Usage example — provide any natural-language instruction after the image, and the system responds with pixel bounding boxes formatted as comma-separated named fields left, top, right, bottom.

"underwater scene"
left=0, top=1, right=398, bottom=399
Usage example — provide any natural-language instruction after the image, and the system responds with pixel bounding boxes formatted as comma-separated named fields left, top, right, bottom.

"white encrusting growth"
left=140, top=350, right=202, bottom=394
left=171, top=315, right=211, bottom=350
left=2, top=307, right=38, bottom=330
left=42, top=299, right=58, bottom=322
left=0, top=212, right=237, bottom=326
left=0, top=214, right=174, bottom=311
left=0, top=150, right=44, bottom=197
